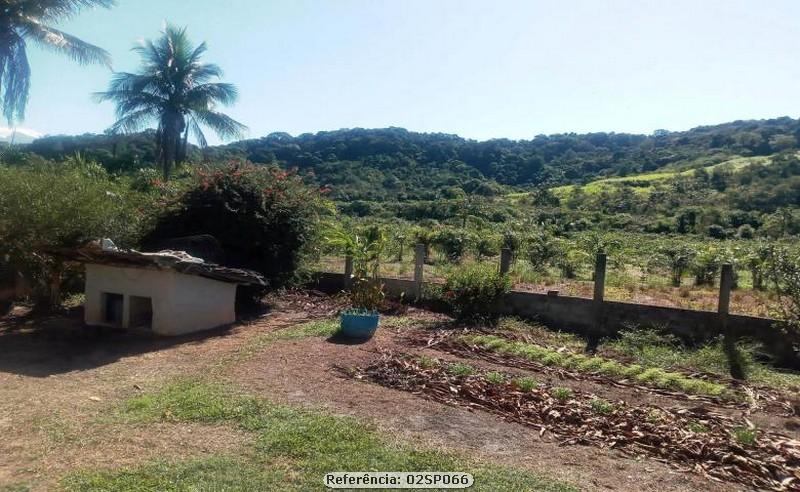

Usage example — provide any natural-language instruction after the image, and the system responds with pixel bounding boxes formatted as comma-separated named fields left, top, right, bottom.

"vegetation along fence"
left=312, top=245, right=797, bottom=368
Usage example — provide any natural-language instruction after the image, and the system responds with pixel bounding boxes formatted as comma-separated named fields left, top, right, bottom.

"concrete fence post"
left=344, top=255, right=354, bottom=290
left=719, top=263, right=743, bottom=379
left=718, top=264, right=733, bottom=316
left=587, top=252, right=608, bottom=352
left=414, top=244, right=425, bottom=300
left=593, top=253, right=607, bottom=303
left=500, top=248, right=512, bottom=276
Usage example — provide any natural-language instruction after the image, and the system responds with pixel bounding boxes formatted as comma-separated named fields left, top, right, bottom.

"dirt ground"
left=233, top=310, right=749, bottom=492
left=0, top=297, right=787, bottom=491
left=0, top=303, right=308, bottom=490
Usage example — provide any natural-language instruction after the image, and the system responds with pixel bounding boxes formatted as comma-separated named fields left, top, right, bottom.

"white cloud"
left=0, top=127, right=43, bottom=139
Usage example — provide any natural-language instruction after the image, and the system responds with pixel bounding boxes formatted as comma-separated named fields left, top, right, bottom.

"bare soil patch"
left=0, top=301, right=314, bottom=490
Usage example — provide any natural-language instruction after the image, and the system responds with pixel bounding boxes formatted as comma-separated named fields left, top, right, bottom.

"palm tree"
left=0, top=0, right=114, bottom=125
left=95, top=24, right=247, bottom=179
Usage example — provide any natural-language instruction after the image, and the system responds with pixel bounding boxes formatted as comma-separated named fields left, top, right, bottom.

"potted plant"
left=327, top=225, right=386, bottom=339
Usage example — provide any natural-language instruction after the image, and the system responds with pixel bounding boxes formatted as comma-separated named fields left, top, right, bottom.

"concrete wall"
left=85, top=264, right=237, bottom=336
left=310, top=271, right=793, bottom=364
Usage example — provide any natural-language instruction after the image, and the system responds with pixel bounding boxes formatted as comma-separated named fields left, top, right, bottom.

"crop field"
left=545, top=155, right=773, bottom=199
left=313, top=230, right=790, bottom=318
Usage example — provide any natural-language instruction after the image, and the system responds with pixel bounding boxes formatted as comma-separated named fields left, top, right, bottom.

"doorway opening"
left=129, top=296, right=153, bottom=330
left=102, top=292, right=124, bottom=327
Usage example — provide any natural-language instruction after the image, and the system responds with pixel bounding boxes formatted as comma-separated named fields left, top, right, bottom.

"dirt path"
left=0, top=306, right=306, bottom=490
left=233, top=315, right=738, bottom=492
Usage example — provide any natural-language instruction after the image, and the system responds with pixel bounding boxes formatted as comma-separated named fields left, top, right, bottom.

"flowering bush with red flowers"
left=142, top=161, right=330, bottom=300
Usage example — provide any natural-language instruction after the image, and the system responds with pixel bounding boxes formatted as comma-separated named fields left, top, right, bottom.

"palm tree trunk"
left=162, top=134, right=176, bottom=180
left=159, top=114, right=183, bottom=180
left=177, top=124, right=189, bottom=165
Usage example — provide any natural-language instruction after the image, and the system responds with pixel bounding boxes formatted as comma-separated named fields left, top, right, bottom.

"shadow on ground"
left=326, top=332, right=372, bottom=346
left=0, top=305, right=256, bottom=378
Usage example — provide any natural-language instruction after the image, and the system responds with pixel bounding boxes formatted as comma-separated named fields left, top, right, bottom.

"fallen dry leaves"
left=356, top=352, right=800, bottom=491
left=403, top=328, right=798, bottom=416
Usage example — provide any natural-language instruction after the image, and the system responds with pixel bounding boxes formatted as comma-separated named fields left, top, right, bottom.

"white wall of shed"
left=84, top=264, right=237, bottom=336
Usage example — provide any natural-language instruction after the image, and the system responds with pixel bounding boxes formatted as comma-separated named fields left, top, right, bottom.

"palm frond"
left=19, top=1, right=116, bottom=21
left=1, top=33, right=31, bottom=124
left=108, top=108, right=158, bottom=134
left=186, top=82, right=239, bottom=107
left=187, top=116, right=208, bottom=148
left=187, top=41, right=208, bottom=65
left=188, top=63, right=223, bottom=84
left=20, top=18, right=111, bottom=66
left=191, top=108, right=248, bottom=141
left=95, top=91, right=164, bottom=119
left=93, top=71, right=164, bottom=103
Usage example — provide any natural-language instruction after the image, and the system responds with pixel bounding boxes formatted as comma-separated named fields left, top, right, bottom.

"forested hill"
left=19, top=116, right=800, bottom=202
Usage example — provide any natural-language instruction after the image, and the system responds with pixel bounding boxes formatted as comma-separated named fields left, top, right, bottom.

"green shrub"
left=732, top=426, right=757, bottom=446
left=655, top=372, right=683, bottom=389
left=474, top=234, right=500, bottom=259
left=442, top=263, right=511, bottom=321
left=564, top=354, right=588, bottom=369
left=598, top=360, right=625, bottom=377
left=129, top=167, right=161, bottom=192
left=526, top=232, right=558, bottom=272
left=550, top=387, right=573, bottom=401
left=0, top=158, right=143, bottom=308
left=447, top=363, right=475, bottom=377
left=766, top=246, right=800, bottom=350
left=635, top=367, right=667, bottom=383
left=541, top=352, right=565, bottom=366
left=432, top=227, right=472, bottom=262
left=486, top=338, right=509, bottom=350
left=416, top=355, right=440, bottom=369
left=577, top=357, right=605, bottom=372
left=612, top=327, right=798, bottom=390
left=687, top=422, right=709, bottom=433
left=485, top=371, right=506, bottom=384
left=590, top=398, right=615, bottom=415
left=622, top=364, right=644, bottom=378
left=142, top=162, right=328, bottom=298
left=513, top=376, right=539, bottom=392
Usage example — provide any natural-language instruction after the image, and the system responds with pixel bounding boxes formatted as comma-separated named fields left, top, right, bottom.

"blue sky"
left=14, top=0, right=800, bottom=143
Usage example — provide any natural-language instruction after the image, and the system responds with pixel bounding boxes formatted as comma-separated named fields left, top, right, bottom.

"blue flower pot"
left=340, top=310, right=380, bottom=339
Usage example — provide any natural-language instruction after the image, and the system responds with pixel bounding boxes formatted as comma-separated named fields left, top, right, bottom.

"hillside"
left=20, top=117, right=800, bottom=196
left=207, top=117, right=800, bottom=200
left=10, top=117, right=800, bottom=237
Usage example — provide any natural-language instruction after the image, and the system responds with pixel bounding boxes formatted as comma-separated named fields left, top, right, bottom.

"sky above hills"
left=12, top=0, right=800, bottom=144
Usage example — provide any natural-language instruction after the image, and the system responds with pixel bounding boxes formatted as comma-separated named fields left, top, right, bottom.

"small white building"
left=57, top=244, right=266, bottom=336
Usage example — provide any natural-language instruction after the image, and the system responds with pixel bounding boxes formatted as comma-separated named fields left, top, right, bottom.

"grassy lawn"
left=62, top=380, right=575, bottom=492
